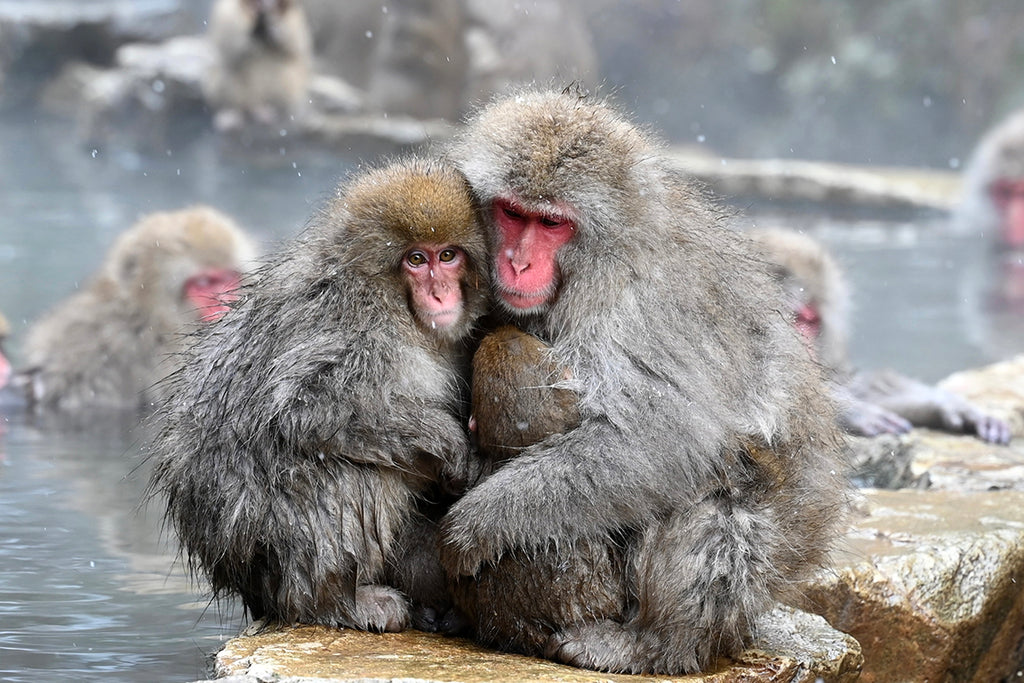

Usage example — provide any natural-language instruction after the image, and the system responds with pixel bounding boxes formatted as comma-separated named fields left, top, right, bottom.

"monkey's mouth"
left=421, top=308, right=462, bottom=330
left=498, top=286, right=552, bottom=311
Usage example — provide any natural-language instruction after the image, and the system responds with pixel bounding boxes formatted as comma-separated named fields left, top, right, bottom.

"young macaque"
left=440, top=89, right=850, bottom=675
left=20, top=206, right=254, bottom=418
left=203, top=0, right=313, bottom=131
left=750, top=226, right=1010, bottom=444
left=469, top=325, right=580, bottom=464
left=149, top=158, right=488, bottom=632
left=452, top=326, right=628, bottom=650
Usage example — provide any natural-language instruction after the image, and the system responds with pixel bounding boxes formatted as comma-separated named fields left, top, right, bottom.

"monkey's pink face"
left=0, top=347, right=9, bottom=391
left=492, top=199, right=575, bottom=312
left=794, top=303, right=821, bottom=346
left=989, top=179, right=1024, bottom=249
left=183, top=268, right=242, bottom=322
left=402, top=243, right=467, bottom=332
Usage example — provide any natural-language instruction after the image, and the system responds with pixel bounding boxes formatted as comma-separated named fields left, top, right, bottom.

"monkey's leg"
left=547, top=494, right=781, bottom=675
left=351, top=584, right=411, bottom=632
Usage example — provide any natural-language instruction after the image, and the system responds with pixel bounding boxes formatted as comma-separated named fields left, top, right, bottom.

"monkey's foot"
left=545, top=619, right=645, bottom=674
left=352, top=584, right=410, bottom=633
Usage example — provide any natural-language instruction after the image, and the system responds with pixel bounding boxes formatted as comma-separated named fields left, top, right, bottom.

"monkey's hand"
left=928, top=391, right=1012, bottom=445
left=438, top=492, right=500, bottom=576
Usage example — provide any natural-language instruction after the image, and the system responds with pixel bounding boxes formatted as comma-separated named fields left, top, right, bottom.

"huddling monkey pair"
left=148, top=89, right=851, bottom=675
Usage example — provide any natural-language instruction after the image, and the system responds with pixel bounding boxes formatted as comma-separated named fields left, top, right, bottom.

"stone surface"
left=799, top=488, right=1024, bottom=683
left=666, top=150, right=959, bottom=214
left=210, top=605, right=861, bottom=683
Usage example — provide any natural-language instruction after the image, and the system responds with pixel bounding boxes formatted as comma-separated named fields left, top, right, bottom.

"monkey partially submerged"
left=149, top=159, right=488, bottom=631
left=442, top=90, right=850, bottom=675
left=21, top=206, right=255, bottom=418
left=749, top=226, right=1010, bottom=444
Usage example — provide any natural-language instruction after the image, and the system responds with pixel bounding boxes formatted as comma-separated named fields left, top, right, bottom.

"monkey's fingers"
left=972, top=414, right=1012, bottom=445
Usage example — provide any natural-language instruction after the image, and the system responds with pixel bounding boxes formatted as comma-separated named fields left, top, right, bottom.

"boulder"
left=209, top=605, right=862, bottom=683
left=799, top=488, right=1024, bottom=683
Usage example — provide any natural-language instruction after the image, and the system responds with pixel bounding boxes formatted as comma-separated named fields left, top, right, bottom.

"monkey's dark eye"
left=439, top=249, right=458, bottom=262
left=540, top=216, right=565, bottom=228
left=407, top=252, right=427, bottom=266
left=502, top=205, right=525, bottom=221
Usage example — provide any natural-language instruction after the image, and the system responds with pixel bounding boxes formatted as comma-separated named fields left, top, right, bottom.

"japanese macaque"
left=0, top=311, right=11, bottom=391
left=203, top=0, right=313, bottom=131
left=958, top=109, right=1024, bottom=249
left=452, top=326, right=629, bottom=651
left=148, top=158, right=488, bottom=631
left=469, top=325, right=579, bottom=464
left=441, top=90, right=849, bottom=675
left=20, top=206, right=254, bottom=417
left=750, top=227, right=1010, bottom=444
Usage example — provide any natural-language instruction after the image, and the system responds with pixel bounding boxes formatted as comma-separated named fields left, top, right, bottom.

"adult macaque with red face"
left=0, top=311, right=11, bottom=391
left=750, top=227, right=1010, bottom=444
left=150, top=158, right=488, bottom=632
left=959, top=109, right=1024, bottom=250
left=442, top=90, right=850, bottom=675
left=20, top=206, right=254, bottom=418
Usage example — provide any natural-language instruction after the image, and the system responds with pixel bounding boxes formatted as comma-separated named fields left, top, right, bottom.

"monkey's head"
left=748, top=227, right=851, bottom=373
left=103, top=206, right=256, bottom=324
left=341, top=158, right=489, bottom=342
left=451, top=90, right=654, bottom=318
left=962, top=109, right=1024, bottom=250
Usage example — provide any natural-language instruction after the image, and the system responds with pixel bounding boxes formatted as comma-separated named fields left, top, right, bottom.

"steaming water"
left=0, top=109, right=1014, bottom=682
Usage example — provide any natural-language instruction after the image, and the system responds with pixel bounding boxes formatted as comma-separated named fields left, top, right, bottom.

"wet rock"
left=666, top=150, right=958, bottom=215
left=0, top=0, right=194, bottom=103
left=36, top=33, right=455, bottom=151
left=799, top=488, right=1024, bottom=683
left=208, top=605, right=861, bottom=683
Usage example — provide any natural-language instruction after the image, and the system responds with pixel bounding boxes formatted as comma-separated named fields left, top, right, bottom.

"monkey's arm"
left=846, top=369, right=1011, bottom=444
left=441, top=418, right=681, bottom=576
left=831, top=381, right=913, bottom=437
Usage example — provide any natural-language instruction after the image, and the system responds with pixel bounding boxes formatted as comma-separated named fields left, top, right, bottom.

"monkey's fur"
left=148, top=158, right=489, bottom=631
left=454, top=325, right=628, bottom=651
left=750, top=227, right=1010, bottom=444
left=204, top=0, right=313, bottom=128
left=21, top=206, right=254, bottom=416
left=443, top=90, right=850, bottom=674
left=470, top=325, right=580, bottom=463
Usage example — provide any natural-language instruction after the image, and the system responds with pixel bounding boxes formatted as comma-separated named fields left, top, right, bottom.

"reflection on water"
left=0, top=108, right=1018, bottom=681
left=0, top=416, right=241, bottom=682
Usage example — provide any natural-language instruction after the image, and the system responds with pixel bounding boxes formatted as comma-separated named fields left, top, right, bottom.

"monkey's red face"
left=0, top=347, right=9, bottom=391
left=183, top=268, right=242, bottom=322
left=403, top=243, right=467, bottom=332
left=794, top=303, right=821, bottom=345
left=989, top=179, right=1024, bottom=249
left=492, top=199, right=575, bottom=312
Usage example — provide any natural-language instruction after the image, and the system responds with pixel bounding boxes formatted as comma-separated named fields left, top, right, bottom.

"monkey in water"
left=441, top=89, right=850, bottom=675
left=451, top=325, right=629, bottom=652
left=749, top=226, right=1010, bottom=444
left=148, top=158, right=488, bottom=632
left=203, top=0, right=313, bottom=131
left=0, top=311, right=11, bottom=392
left=19, top=206, right=254, bottom=418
